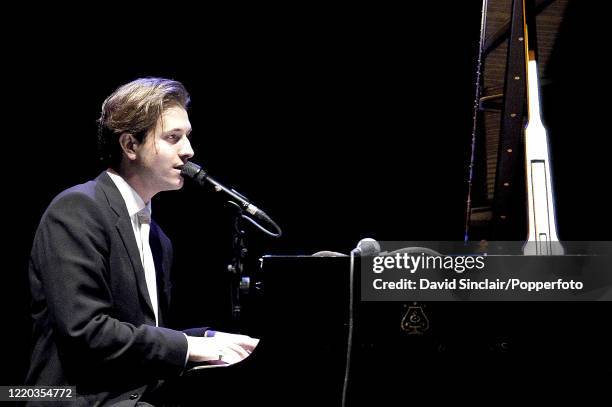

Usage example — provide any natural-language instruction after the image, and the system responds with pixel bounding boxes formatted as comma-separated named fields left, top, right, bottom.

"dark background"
left=3, top=1, right=609, bottom=399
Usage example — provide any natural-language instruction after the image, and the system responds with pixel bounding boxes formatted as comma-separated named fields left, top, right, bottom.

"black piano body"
left=173, top=255, right=612, bottom=405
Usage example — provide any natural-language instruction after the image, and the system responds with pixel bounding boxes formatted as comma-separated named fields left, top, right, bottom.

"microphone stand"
left=227, top=201, right=250, bottom=330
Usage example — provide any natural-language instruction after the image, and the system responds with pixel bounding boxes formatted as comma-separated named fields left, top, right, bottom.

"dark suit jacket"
left=26, top=172, right=189, bottom=406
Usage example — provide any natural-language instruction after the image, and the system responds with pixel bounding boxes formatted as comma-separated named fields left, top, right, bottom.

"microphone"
left=181, top=161, right=266, bottom=220
left=312, top=238, right=381, bottom=257
left=381, top=246, right=442, bottom=257
left=351, top=238, right=381, bottom=256
left=312, top=250, right=348, bottom=257
left=181, top=161, right=281, bottom=237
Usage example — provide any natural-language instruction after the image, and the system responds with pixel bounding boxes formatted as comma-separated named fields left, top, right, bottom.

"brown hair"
left=97, top=77, right=191, bottom=169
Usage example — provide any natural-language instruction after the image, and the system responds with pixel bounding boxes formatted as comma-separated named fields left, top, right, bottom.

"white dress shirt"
left=107, top=171, right=159, bottom=326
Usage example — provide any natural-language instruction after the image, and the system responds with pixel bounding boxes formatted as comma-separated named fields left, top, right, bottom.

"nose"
left=180, top=136, right=195, bottom=161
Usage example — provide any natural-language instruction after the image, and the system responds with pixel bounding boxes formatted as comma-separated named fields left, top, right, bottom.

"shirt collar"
left=106, top=170, right=152, bottom=218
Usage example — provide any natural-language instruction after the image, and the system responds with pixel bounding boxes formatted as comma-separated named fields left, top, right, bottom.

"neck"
left=109, top=166, right=155, bottom=204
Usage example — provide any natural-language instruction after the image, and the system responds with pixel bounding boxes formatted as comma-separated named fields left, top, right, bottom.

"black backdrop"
left=3, top=1, right=610, bottom=398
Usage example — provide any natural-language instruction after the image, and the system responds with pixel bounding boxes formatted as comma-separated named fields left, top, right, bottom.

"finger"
left=219, top=347, right=246, bottom=364
left=226, top=343, right=250, bottom=359
left=233, top=336, right=259, bottom=352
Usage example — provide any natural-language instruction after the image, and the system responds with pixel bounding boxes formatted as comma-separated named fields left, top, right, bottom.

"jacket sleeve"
left=30, top=191, right=188, bottom=380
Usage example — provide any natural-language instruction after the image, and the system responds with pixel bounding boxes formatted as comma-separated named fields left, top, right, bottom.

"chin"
left=163, top=179, right=183, bottom=191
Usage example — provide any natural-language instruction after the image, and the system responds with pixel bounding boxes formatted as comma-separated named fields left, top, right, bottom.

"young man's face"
left=136, top=106, right=194, bottom=197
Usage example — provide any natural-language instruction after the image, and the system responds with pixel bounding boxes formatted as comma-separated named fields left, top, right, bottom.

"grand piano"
left=176, top=1, right=611, bottom=404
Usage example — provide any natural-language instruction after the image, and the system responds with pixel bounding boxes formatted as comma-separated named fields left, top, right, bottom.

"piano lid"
left=466, top=0, right=579, bottom=241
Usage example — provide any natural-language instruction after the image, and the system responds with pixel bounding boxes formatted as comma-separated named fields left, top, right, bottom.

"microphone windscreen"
left=382, top=247, right=442, bottom=257
left=357, top=238, right=381, bottom=256
left=312, top=250, right=348, bottom=257
left=181, top=161, right=201, bottom=178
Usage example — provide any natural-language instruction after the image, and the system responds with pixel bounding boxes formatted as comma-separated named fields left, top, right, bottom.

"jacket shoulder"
left=36, top=179, right=114, bottom=236
left=46, top=179, right=109, bottom=213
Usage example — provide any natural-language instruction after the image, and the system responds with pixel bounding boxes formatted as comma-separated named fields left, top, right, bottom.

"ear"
left=118, top=133, right=139, bottom=161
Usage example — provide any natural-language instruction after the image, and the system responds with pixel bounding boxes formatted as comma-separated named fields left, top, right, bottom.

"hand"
left=186, top=333, right=259, bottom=365
left=213, top=331, right=259, bottom=353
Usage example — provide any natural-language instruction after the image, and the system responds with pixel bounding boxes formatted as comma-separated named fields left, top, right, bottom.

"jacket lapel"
left=96, top=172, right=157, bottom=324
